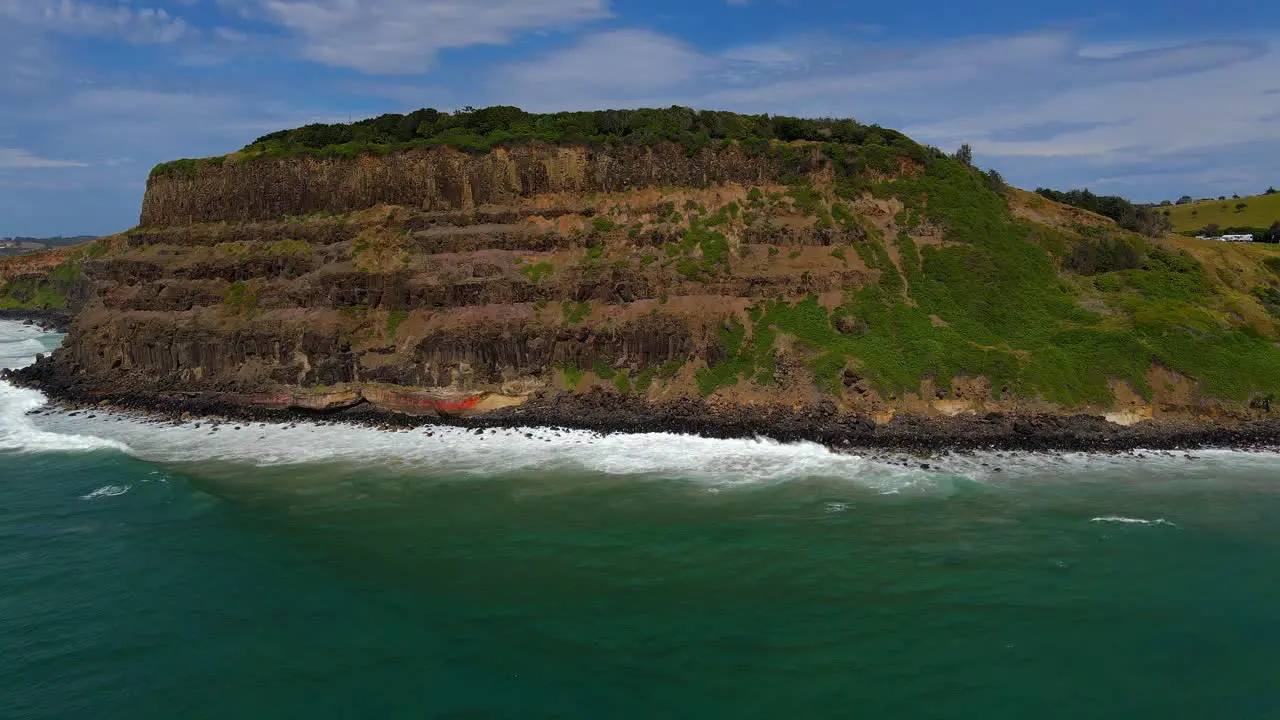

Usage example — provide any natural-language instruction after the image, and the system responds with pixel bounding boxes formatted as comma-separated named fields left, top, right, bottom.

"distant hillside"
left=1161, top=191, right=1280, bottom=233
left=2, top=235, right=99, bottom=247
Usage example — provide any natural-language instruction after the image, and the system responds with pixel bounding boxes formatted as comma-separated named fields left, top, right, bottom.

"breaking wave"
left=0, top=322, right=129, bottom=455
left=1090, top=516, right=1179, bottom=527
left=81, top=485, right=131, bottom=500
left=4, top=320, right=1280, bottom=491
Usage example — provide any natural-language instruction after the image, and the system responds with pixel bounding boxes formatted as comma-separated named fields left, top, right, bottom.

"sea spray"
left=0, top=322, right=129, bottom=455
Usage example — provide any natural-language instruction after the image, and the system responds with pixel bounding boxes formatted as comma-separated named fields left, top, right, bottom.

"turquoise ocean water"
left=1, top=320, right=1278, bottom=719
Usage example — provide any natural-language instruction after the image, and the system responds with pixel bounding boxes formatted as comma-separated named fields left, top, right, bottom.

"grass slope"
left=1162, top=192, right=1280, bottom=232
left=695, top=161, right=1280, bottom=407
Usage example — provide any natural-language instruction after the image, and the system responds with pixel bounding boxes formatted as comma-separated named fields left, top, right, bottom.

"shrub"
left=1035, top=187, right=1172, bottom=237
left=562, top=301, right=591, bottom=324
left=559, top=363, right=585, bottom=389
left=1062, top=236, right=1144, bottom=275
left=386, top=310, right=409, bottom=336
left=519, top=260, right=554, bottom=283
left=592, top=358, right=617, bottom=380
left=162, top=106, right=932, bottom=175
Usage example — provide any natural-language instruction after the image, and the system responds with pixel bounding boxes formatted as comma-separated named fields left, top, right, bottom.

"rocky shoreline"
left=9, top=355, right=1280, bottom=454
left=0, top=309, right=73, bottom=333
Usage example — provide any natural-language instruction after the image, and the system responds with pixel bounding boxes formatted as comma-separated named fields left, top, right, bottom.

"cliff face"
left=140, top=143, right=811, bottom=226
left=21, top=137, right=1280, bottom=428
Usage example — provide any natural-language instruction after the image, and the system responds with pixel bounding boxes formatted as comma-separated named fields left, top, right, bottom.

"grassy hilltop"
left=1162, top=191, right=1280, bottom=233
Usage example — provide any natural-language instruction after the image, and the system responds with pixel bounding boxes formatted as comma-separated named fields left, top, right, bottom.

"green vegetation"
left=665, top=220, right=731, bottom=280
left=515, top=258, right=554, bottom=283
left=352, top=229, right=408, bottom=272
left=223, top=280, right=261, bottom=315
left=152, top=105, right=929, bottom=177
left=657, top=359, right=685, bottom=378
left=1062, top=235, right=1144, bottom=275
left=591, top=217, right=619, bottom=233
left=592, top=358, right=617, bottom=380
left=562, top=300, right=591, bottom=324
left=0, top=276, right=68, bottom=309
left=788, top=185, right=832, bottom=226
left=1252, top=286, right=1280, bottom=318
left=0, top=252, right=88, bottom=310
left=1162, top=191, right=1280, bottom=235
left=613, top=370, right=632, bottom=393
left=633, top=367, right=657, bottom=393
left=686, top=155, right=1280, bottom=405
left=558, top=363, right=585, bottom=389
left=1035, top=187, right=1171, bottom=237
left=386, top=310, right=409, bottom=336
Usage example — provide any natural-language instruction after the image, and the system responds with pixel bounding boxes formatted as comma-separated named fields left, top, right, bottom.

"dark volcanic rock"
left=0, top=309, right=73, bottom=333
left=12, top=357, right=1280, bottom=453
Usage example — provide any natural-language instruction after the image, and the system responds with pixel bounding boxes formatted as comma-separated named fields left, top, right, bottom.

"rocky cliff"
left=16, top=109, right=1280, bottom=444
left=140, top=143, right=811, bottom=226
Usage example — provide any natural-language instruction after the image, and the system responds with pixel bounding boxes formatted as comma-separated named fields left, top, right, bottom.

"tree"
left=1236, top=202, right=1249, bottom=211
left=1034, top=186, right=1171, bottom=237
left=1177, top=195, right=1194, bottom=205
left=984, top=168, right=1006, bottom=193
left=1267, top=187, right=1278, bottom=195
left=1203, top=223, right=1220, bottom=236
left=953, top=143, right=973, bottom=167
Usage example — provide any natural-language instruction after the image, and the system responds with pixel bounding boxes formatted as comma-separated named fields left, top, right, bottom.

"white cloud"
left=69, top=88, right=236, bottom=116
left=494, top=29, right=711, bottom=109
left=895, top=42, right=1279, bottom=161
left=0, top=148, right=87, bottom=169
left=237, top=0, right=610, bottom=73
left=720, top=42, right=805, bottom=67
left=214, top=26, right=249, bottom=43
left=0, top=0, right=190, bottom=43
left=479, top=27, right=1279, bottom=200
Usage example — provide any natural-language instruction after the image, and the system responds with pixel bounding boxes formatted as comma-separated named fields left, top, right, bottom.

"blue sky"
left=1, top=0, right=1278, bottom=237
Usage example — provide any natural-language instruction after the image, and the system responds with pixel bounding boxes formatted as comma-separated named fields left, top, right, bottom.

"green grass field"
left=1162, top=191, right=1280, bottom=232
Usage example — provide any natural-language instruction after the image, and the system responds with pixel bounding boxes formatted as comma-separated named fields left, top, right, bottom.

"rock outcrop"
left=140, top=143, right=815, bottom=226
left=16, top=109, right=1280, bottom=443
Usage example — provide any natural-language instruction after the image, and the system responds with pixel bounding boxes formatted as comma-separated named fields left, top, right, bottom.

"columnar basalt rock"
left=140, top=143, right=813, bottom=226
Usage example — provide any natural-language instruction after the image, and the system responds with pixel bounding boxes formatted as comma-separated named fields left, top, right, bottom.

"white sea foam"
left=0, top=322, right=59, bottom=369
left=81, top=485, right=131, bottom=500
left=4, top=319, right=1280, bottom=488
left=0, top=322, right=130, bottom=455
left=31, top=413, right=931, bottom=488
left=1090, top=516, right=1178, bottom=527
left=0, top=381, right=132, bottom=454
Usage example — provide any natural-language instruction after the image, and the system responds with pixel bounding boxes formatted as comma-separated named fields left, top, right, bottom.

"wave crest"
left=1090, top=516, right=1178, bottom=527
